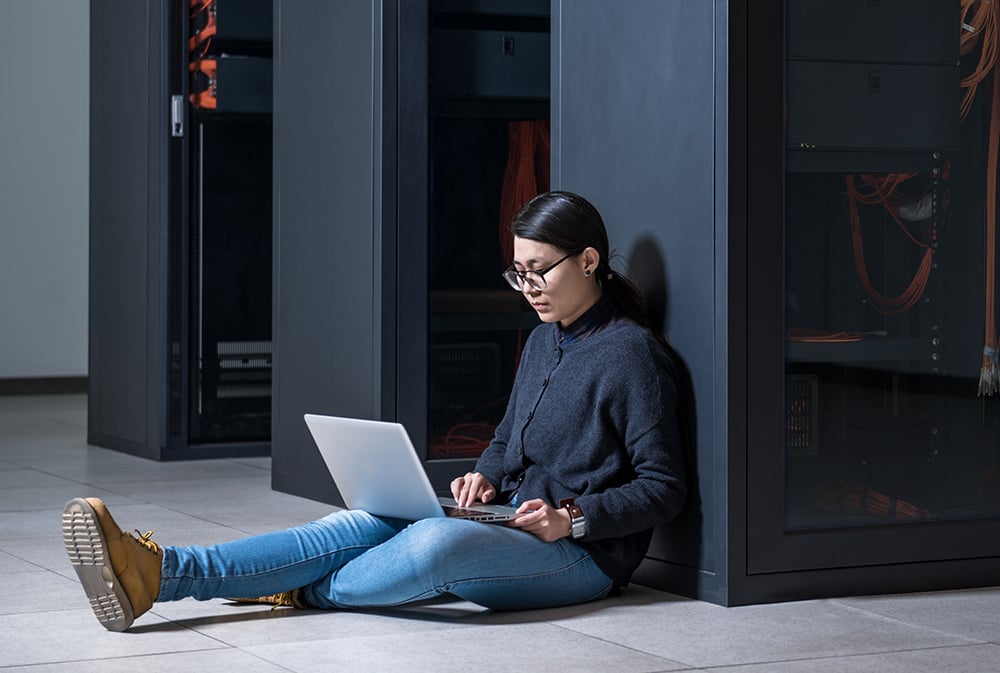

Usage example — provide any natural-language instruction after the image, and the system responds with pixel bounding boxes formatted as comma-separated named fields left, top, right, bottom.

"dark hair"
left=509, top=191, right=668, bottom=352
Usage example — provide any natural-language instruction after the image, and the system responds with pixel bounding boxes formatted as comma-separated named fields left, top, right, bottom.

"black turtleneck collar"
left=555, top=293, right=616, bottom=347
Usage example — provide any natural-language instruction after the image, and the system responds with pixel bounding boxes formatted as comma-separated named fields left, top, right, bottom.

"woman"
left=63, top=190, right=687, bottom=632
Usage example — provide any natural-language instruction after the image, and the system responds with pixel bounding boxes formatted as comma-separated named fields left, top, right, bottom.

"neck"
left=558, top=290, right=605, bottom=330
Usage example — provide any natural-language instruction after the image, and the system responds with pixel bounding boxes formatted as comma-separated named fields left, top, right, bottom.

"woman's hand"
left=450, top=472, right=496, bottom=507
left=508, top=499, right=572, bottom=542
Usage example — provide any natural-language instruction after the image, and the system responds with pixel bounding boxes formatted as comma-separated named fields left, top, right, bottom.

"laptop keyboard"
left=441, top=504, right=496, bottom=518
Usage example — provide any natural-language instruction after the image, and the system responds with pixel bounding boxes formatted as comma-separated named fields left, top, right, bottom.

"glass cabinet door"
left=410, top=1, right=550, bottom=469
left=749, top=0, right=1000, bottom=575
left=784, top=0, right=1000, bottom=528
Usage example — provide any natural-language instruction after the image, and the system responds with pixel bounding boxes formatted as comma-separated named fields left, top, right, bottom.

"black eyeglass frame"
left=502, top=252, right=577, bottom=291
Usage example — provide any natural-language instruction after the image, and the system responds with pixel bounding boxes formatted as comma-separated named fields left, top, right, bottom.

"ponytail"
left=600, top=265, right=670, bottom=354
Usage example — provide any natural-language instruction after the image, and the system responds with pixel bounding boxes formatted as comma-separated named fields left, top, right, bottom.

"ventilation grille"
left=786, top=374, right=818, bottom=455
left=216, top=340, right=272, bottom=399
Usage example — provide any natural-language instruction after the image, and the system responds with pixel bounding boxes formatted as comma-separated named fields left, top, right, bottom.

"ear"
left=581, top=247, right=601, bottom=274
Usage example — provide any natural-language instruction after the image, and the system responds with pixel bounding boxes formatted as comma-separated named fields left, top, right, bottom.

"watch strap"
left=559, top=498, right=587, bottom=540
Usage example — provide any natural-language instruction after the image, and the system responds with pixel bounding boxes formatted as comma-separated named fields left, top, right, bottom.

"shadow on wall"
left=627, top=236, right=704, bottom=571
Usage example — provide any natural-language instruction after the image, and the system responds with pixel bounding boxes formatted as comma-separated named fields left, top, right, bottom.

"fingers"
left=508, top=500, right=571, bottom=542
left=449, top=475, right=465, bottom=501
left=450, top=473, right=496, bottom=507
left=515, top=499, right=542, bottom=515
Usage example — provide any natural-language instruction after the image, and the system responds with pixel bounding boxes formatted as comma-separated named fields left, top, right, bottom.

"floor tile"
left=148, top=598, right=481, bottom=648
left=548, top=588, right=976, bottom=669
left=246, top=622, right=688, bottom=673
left=837, top=588, right=1000, bottom=644
left=0, top=536, right=89, bottom=579
left=0, top=508, right=66, bottom=541
left=0, top=609, right=226, bottom=667
left=0, top=648, right=293, bottom=673
left=0, top=469, right=80, bottom=491
left=0, top=550, right=38, bottom=574
left=701, top=643, right=1000, bottom=673
left=0, top=570, right=91, bottom=615
left=0, top=484, right=140, bottom=513
left=32, top=453, right=269, bottom=486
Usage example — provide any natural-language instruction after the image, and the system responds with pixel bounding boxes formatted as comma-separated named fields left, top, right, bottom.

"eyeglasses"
left=502, top=253, right=575, bottom=292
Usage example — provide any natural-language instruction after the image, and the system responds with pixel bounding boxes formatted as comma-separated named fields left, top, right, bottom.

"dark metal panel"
left=741, top=0, right=787, bottom=594
left=395, top=0, right=430, bottom=463
left=88, top=0, right=160, bottom=452
left=786, top=61, right=960, bottom=152
left=723, top=0, right=749, bottom=609
left=786, top=0, right=958, bottom=65
left=728, top=554, right=1000, bottom=608
left=271, top=0, right=386, bottom=504
left=552, top=0, right=724, bottom=599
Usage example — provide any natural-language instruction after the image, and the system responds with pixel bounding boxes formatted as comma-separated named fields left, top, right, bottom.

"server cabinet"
left=554, top=0, right=1000, bottom=605
left=271, top=0, right=549, bottom=501
left=89, top=0, right=272, bottom=459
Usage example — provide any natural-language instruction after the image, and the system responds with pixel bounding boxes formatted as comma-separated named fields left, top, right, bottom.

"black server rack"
left=270, top=0, right=551, bottom=503
left=89, top=0, right=273, bottom=459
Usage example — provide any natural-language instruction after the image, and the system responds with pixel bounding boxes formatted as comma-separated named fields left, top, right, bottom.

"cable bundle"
left=980, top=49, right=1000, bottom=395
left=961, top=0, right=998, bottom=122
left=189, top=59, right=217, bottom=110
left=813, top=483, right=934, bottom=521
left=786, top=328, right=865, bottom=343
left=845, top=173, right=934, bottom=315
left=430, top=422, right=495, bottom=458
left=189, top=0, right=218, bottom=109
left=967, top=0, right=1000, bottom=394
left=498, top=120, right=550, bottom=265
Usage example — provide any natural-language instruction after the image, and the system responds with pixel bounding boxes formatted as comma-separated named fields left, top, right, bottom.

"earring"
left=585, top=270, right=592, bottom=277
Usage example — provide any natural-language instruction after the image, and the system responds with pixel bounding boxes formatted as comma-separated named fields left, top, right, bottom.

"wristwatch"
left=559, top=498, right=588, bottom=540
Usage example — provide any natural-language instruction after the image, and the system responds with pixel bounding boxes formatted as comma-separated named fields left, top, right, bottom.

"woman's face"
left=511, top=236, right=601, bottom=327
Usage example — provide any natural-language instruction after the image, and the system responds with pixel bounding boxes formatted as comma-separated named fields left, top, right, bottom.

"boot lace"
left=131, top=529, right=160, bottom=554
left=268, top=592, right=299, bottom=610
left=227, top=590, right=307, bottom=610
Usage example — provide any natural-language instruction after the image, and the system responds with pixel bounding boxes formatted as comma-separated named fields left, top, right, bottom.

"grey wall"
left=0, top=0, right=89, bottom=378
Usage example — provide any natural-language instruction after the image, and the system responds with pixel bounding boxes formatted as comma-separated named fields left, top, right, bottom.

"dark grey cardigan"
left=474, top=300, right=687, bottom=587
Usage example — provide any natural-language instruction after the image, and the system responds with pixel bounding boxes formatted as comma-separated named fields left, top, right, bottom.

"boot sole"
left=62, top=498, right=135, bottom=632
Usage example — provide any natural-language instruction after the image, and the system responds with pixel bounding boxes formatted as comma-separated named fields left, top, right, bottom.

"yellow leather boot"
left=226, top=590, right=309, bottom=610
left=62, top=498, right=163, bottom=632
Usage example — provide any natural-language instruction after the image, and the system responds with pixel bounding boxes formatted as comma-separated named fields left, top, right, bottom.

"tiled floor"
left=1, top=394, right=998, bottom=672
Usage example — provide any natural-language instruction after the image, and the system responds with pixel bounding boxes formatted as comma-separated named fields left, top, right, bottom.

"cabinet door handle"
left=171, top=95, right=185, bottom=137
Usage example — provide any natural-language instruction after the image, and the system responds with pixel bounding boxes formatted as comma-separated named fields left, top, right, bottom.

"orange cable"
left=786, top=328, right=865, bottom=343
left=498, top=120, right=550, bottom=265
left=980, top=34, right=1000, bottom=395
left=961, top=0, right=998, bottom=121
left=845, top=174, right=934, bottom=315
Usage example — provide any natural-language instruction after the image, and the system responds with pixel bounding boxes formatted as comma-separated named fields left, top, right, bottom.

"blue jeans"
left=158, top=510, right=614, bottom=610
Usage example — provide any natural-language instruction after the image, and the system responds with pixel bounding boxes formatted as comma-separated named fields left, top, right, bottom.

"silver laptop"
left=303, top=414, right=519, bottom=522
